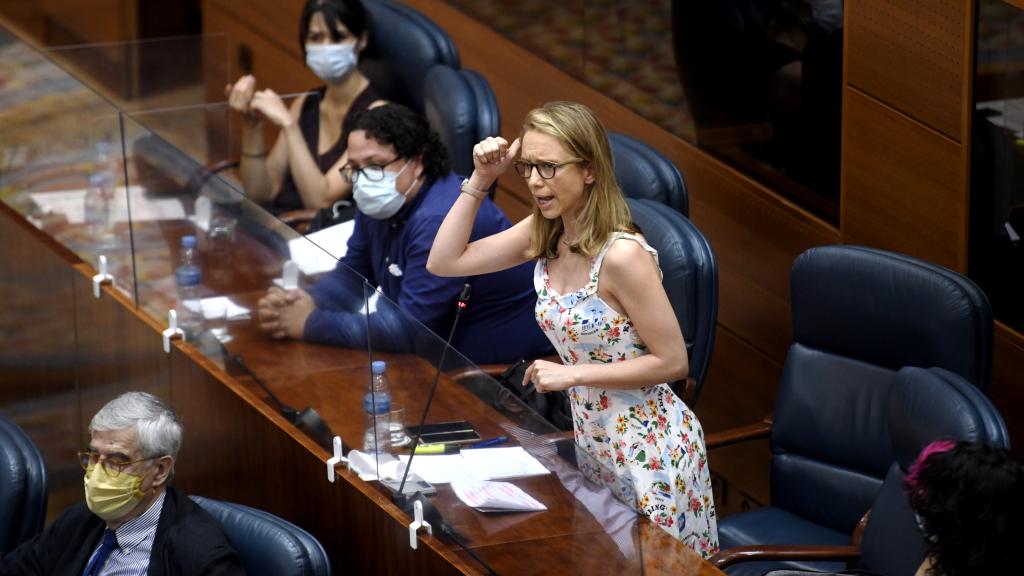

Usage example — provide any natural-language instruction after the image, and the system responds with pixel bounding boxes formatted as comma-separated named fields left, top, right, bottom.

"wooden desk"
left=0, top=195, right=724, bottom=574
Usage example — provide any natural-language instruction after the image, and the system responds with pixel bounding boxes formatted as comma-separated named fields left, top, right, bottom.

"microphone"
left=394, top=283, right=472, bottom=502
left=229, top=353, right=338, bottom=453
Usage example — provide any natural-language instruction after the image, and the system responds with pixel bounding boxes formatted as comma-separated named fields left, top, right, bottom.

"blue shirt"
left=304, top=172, right=553, bottom=365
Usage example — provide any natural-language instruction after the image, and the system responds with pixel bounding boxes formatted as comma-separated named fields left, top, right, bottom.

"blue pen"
left=467, top=435, right=509, bottom=449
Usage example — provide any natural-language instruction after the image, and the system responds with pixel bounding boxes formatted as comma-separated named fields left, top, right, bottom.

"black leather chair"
left=708, top=244, right=995, bottom=574
left=361, top=0, right=460, bottom=113
left=714, top=366, right=1010, bottom=575
left=423, top=64, right=500, bottom=179
left=626, top=198, right=716, bottom=403
left=611, top=132, right=689, bottom=216
left=0, top=416, right=48, bottom=555
left=190, top=496, right=331, bottom=576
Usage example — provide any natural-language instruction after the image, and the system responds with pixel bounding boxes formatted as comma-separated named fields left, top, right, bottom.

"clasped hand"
left=523, top=359, right=576, bottom=393
left=257, top=286, right=315, bottom=340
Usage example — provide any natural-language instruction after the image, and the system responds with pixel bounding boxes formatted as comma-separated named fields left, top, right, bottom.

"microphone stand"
left=390, top=284, right=498, bottom=575
left=394, top=283, right=471, bottom=501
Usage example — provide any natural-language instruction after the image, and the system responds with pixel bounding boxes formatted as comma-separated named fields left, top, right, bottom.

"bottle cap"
left=363, top=392, right=391, bottom=415
left=371, top=360, right=386, bottom=374
left=181, top=235, right=197, bottom=249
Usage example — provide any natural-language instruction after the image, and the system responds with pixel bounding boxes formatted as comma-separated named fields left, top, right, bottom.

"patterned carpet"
left=446, top=0, right=696, bottom=141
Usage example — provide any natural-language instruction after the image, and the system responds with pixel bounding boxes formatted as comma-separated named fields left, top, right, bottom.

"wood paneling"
left=992, top=322, right=1024, bottom=457
left=201, top=0, right=317, bottom=97
left=0, top=204, right=80, bottom=522
left=846, top=0, right=970, bottom=141
left=700, top=327, right=782, bottom=507
left=842, top=88, right=965, bottom=271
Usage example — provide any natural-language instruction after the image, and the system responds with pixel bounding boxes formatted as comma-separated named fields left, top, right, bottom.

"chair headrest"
left=424, top=65, right=500, bottom=177
left=888, top=366, right=1010, bottom=471
left=791, top=245, right=993, bottom=390
left=610, top=132, right=689, bottom=216
left=190, top=496, right=330, bottom=576
left=361, top=0, right=460, bottom=112
left=625, top=199, right=717, bottom=394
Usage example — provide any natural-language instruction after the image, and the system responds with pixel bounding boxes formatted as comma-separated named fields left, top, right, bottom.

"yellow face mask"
left=83, top=463, right=150, bottom=521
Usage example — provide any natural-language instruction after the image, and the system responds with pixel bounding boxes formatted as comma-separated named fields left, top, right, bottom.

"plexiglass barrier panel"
left=121, top=99, right=377, bottom=456
left=45, top=35, right=228, bottom=112
left=0, top=26, right=137, bottom=300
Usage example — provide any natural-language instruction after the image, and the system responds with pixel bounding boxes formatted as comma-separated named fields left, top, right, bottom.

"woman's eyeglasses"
left=340, top=157, right=402, bottom=183
left=77, top=450, right=159, bottom=478
left=513, top=159, right=584, bottom=180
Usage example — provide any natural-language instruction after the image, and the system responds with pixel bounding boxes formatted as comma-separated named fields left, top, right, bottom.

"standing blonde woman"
left=427, top=101, right=718, bottom=556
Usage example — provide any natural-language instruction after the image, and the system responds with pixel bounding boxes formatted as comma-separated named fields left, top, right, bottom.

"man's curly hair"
left=905, top=440, right=1024, bottom=575
left=345, top=103, right=450, bottom=181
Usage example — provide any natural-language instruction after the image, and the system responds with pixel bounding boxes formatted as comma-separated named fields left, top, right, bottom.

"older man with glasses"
left=256, top=103, right=553, bottom=365
left=0, top=392, right=243, bottom=575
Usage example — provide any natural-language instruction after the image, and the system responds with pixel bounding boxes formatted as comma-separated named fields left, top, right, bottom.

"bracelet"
left=242, top=150, right=268, bottom=158
left=460, top=178, right=487, bottom=200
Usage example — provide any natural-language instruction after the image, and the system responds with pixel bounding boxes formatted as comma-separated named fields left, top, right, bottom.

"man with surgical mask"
left=0, top=392, right=243, bottom=575
left=257, top=104, right=553, bottom=365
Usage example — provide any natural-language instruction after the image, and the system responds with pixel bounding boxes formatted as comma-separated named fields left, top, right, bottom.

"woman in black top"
left=226, top=0, right=385, bottom=214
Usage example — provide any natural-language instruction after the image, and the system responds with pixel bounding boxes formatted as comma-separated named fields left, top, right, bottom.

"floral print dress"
left=534, top=232, right=719, bottom=558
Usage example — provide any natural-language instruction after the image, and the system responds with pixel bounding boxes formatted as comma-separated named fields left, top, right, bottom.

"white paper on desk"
left=397, top=454, right=485, bottom=484
left=287, top=219, right=355, bottom=275
left=458, top=447, right=550, bottom=480
left=183, top=296, right=251, bottom=320
left=451, top=479, right=547, bottom=513
left=30, top=187, right=185, bottom=224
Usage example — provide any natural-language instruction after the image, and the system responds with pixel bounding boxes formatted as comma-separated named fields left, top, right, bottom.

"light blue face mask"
left=353, top=160, right=419, bottom=220
left=305, top=43, right=357, bottom=84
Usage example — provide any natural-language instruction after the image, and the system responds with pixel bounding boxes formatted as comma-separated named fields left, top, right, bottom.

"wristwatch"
left=460, top=178, right=487, bottom=200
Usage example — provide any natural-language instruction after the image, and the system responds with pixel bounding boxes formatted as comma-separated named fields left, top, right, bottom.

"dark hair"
left=905, top=441, right=1024, bottom=576
left=298, top=0, right=369, bottom=56
left=346, top=103, right=450, bottom=181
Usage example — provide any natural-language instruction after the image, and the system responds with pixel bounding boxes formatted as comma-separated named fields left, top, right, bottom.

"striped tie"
left=83, top=529, right=119, bottom=576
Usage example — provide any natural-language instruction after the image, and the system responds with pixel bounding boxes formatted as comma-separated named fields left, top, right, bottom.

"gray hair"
left=89, top=391, right=183, bottom=459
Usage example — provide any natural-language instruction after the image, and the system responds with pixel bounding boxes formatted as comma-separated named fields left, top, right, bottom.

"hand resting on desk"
left=257, top=286, right=315, bottom=340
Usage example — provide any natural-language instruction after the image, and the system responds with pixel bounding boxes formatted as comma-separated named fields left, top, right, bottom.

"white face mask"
left=305, top=43, right=357, bottom=83
left=353, top=160, right=420, bottom=220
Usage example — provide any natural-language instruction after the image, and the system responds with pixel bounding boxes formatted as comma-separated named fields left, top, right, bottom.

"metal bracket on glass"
left=91, top=255, right=114, bottom=299
left=162, top=309, right=185, bottom=353
left=326, top=436, right=348, bottom=482
left=408, top=499, right=432, bottom=550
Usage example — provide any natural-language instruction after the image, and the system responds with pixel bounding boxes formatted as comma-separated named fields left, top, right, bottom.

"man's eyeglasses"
left=340, top=157, right=403, bottom=183
left=513, top=159, right=585, bottom=180
left=77, top=450, right=159, bottom=478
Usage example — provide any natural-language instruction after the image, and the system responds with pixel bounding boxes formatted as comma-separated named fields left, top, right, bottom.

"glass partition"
left=969, top=0, right=1024, bottom=334
left=446, top=0, right=844, bottom=222
left=0, top=25, right=137, bottom=299
left=44, top=35, right=228, bottom=112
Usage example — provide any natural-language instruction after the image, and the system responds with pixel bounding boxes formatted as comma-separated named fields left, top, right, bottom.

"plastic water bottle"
left=174, top=235, right=204, bottom=340
left=363, top=361, right=392, bottom=454
left=84, top=139, right=116, bottom=243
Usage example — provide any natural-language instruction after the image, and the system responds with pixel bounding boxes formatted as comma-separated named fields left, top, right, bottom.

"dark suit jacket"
left=0, top=486, right=243, bottom=575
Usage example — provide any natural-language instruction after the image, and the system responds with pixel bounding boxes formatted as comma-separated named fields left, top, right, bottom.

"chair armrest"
left=679, top=377, right=697, bottom=406
left=705, top=416, right=773, bottom=450
left=710, top=544, right=861, bottom=569
left=278, top=209, right=318, bottom=234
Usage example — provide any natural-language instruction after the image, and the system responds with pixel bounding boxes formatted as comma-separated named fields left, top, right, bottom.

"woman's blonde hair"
left=522, top=101, right=632, bottom=259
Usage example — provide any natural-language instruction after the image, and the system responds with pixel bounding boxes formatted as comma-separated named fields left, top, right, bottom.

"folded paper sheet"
left=451, top=479, right=547, bottom=513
